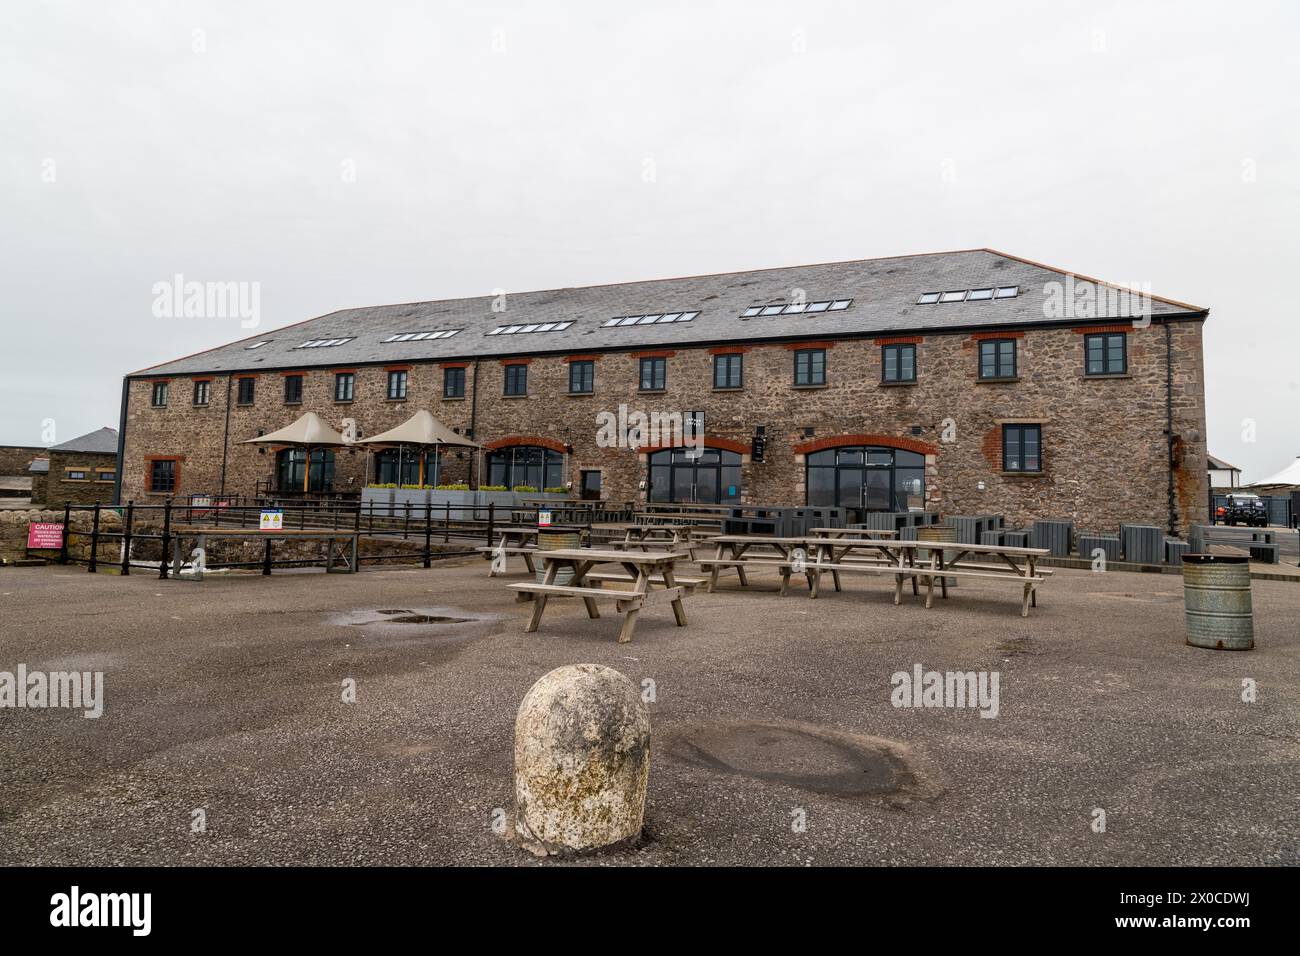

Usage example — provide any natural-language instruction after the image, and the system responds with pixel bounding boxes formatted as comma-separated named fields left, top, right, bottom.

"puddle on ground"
left=354, top=614, right=471, bottom=626
left=663, top=719, right=937, bottom=802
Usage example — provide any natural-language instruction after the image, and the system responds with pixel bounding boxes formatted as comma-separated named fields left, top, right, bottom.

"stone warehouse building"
left=117, top=249, right=1210, bottom=534
left=30, top=427, right=119, bottom=507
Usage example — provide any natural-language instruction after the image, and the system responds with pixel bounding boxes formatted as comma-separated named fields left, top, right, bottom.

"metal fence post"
left=444, top=500, right=450, bottom=544
left=88, top=502, right=101, bottom=573
left=487, top=502, right=495, bottom=547
left=159, top=498, right=172, bottom=579
left=58, top=502, right=71, bottom=565
left=423, top=503, right=432, bottom=569
left=403, top=501, right=411, bottom=540
left=263, top=538, right=273, bottom=575
left=121, top=500, right=134, bottom=576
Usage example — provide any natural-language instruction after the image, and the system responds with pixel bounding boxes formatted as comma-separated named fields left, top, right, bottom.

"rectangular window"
left=882, top=344, right=916, bottom=383
left=192, top=380, right=210, bottom=406
left=794, top=349, right=826, bottom=386
left=713, top=353, right=742, bottom=389
left=148, top=459, right=177, bottom=493
left=443, top=366, right=465, bottom=399
left=236, top=377, right=255, bottom=405
left=65, top=470, right=88, bottom=481
left=639, top=357, right=666, bottom=391
left=334, top=372, right=355, bottom=402
left=979, top=339, right=1017, bottom=379
left=284, top=375, right=304, bottom=404
left=1003, top=424, right=1042, bottom=473
left=1085, top=332, right=1127, bottom=375
left=151, top=382, right=168, bottom=407
left=387, top=370, right=408, bottom=400
left=96, top=469, right=115, bottom=483
left=504, top=364, right=527, bottom=396
left=568, top=360, right=594, bottom=394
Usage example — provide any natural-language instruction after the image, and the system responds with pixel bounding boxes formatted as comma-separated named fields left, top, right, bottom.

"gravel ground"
left=1, top=557, right=1297, bottom=866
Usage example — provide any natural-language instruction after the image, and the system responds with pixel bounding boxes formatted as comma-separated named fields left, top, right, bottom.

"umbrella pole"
left=304, top=445, right=311, bottom=493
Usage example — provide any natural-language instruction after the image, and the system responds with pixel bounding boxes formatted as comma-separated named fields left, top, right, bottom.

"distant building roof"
left=28, top=458, right=49, bottom=473
left=49, top=427, right=118, bottom=455
left=1207, top=454, right=1241, bottom=472
left=130, top=248, right=1208, bottom=378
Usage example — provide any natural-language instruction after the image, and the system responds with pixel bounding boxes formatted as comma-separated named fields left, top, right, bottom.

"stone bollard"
left=513, top=664, right=650, bottom=857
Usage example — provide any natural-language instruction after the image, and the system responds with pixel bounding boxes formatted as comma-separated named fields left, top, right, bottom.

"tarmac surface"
left=1, top=557, right=1298, bottom=866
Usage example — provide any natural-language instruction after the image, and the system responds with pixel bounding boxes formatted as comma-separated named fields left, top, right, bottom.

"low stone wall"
left=0, top=508, right=121, bottom=564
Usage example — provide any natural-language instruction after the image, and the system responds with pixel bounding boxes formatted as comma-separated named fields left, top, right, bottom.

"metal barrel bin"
left=536, top=524, right=582, bottom=585
left=1182, top=553, right=1254, bottom=650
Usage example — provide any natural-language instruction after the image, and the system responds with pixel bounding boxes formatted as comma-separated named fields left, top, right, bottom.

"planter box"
left=362, top=486, right=480, bottom=518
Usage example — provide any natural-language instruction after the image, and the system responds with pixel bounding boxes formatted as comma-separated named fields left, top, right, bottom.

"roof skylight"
left=919, top=286, right=1019, bottom=304
left=741, top=299, right=851, bottom=317
left=601, top=311, right=699, bottom=328
left=382, top=329, right=462, bottom=342
left=244, top=340, right=271, bottom=349
left=486, top=321, right=575, bottom=335
left=294, top=337, right=354, bottom=349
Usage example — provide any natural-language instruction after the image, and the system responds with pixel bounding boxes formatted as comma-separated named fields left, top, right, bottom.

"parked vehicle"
left=1217, top=492, right=1269, bottom=527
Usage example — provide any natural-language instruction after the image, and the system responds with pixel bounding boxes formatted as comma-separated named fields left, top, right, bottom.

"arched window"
left=276, top=448, right=335, bottom=493
left=647, top=447, right=742, bottom=504
left=486, top=445, right=564, bottom=490
left=806, top=446, right=925, bottom=511
left=373, top=448, right=440, bottom=487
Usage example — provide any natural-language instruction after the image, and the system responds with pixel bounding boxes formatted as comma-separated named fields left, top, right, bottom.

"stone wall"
left=0, top=445, right=46, bottom=477
left=120, top=318, right=1210, bottom=535
left=0, top=509, right=121, bottom=564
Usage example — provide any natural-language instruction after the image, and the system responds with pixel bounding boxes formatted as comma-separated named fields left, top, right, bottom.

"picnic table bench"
left=476, top=526, right=539, bottom=576
left=506, top=549, right=692, bottom=643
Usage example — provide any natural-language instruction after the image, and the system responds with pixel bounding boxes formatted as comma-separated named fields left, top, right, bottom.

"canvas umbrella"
left=357, top=409, right=481, bottom=486
left=241, top=411, right=349, bottom=492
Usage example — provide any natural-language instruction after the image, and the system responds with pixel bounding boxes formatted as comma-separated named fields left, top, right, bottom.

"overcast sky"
left=2, top=1, right=1297, bottom=480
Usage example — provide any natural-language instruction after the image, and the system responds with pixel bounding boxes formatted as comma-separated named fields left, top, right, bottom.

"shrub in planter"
left=368, top=483, right=397, bottom=489
left=543, top=487, right=569, bottom=495
left=435, top=483, right=471, bottom=491
left=513, top=485, right=538, bottom=493
left=480, top=485, right=508, bottom=492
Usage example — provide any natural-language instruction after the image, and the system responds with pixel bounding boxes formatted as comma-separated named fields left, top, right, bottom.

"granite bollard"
left=513, top=664, right=650, bottom=856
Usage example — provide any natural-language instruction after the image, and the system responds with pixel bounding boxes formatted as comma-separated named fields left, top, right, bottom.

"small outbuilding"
left=32, top=427, right=119, bottom=507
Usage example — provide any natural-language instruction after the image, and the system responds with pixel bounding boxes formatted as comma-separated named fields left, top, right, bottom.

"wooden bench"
left=585, top=572, right=707, bottom=592
left=505, top=582, right=687, bottom=642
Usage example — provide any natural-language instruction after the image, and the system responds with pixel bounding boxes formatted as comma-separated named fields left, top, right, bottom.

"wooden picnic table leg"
left=1029, top=557, right=1038, bottom=607
left=661, top=563, right=688, bottom=627
left=734, top=544, right=750, bottom=587
left=523, top=551, right=536, bottom=575
left=924, top=554, right=937, bottom=608
left=908, top=547, right=920, bottom=595
left=1022, top=580, right=1033, bottom=617
left=706, top=542, right=723, bottom=593
left=524, top=558, right=561, bottom=633
left=572, top=561, right=601, bottom=620
left=616, top=563, right=650, bottom=644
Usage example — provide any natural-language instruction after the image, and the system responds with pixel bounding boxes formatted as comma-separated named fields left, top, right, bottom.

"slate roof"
left=49, top=427, right=119, bottom=455
left=132, top=249, right=1207, bottom=378
left=28, top=458, right=49, bottom=473
left=1207, top=454, right=1241, bottom=472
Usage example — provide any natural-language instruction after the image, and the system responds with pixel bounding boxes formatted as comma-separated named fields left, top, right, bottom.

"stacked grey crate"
left=1077, top=534, right=1120, bottom=562
left=1001, top=530, right=1030, bottom=547
left=1249, top=543, right=1280, bottom=564
left=980, top=530, right=1004, bottom=545
left=1119, top=524, right=1164, bottom=564
left=1188, top=524, right=1207, bottom=554
left=1164, top=539, right=1190, bottom=566
left=1030, top=519, right=1074, bottom=557
left=951, top=514, right=1003, bottom=544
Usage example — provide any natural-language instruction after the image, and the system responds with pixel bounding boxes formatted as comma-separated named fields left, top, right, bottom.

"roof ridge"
left=981, top=248, right=1207, bottom=313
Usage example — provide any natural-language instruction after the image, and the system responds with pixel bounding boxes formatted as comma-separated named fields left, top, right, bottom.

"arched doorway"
left=647, top=447, right=742, bottom=504
left=485, top=445, right=564, bottom=490
left=276, top=448, right=336, bottom=493
left=806, top=445, right=925, bottom=511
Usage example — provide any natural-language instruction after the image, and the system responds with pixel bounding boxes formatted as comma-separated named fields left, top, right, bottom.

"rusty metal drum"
left=536, top=525, right=581, bottom=585
left=1182, top=553, right=1254, bottom=650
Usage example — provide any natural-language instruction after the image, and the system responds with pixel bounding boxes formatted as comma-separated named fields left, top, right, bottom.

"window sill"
left=334, top=399, right=353, bottom=404
left=1082, top=373, right=1131, bottom=380
left=385, top=398, right=408, bottom=403
left=976, top=377, right=1019, bottom=384
left=284, top=401, right=303, bottom=406
left=567, top=391, right=594, bottom=397
left=502, top=394, right=528, bottom=399
left=442, top=395, right=466, bottom=401
left=638, top=388, right=666, bottom=394
left=792, top=383, right=828, bottom=390
left=192, top=403, right=209, bottom=408
left=879, top=380, right=917, bottom=387
left=1000, top=470, right=1045, bottom=477
left=236, top=402, right=254, bottom=408
left=151, top=405, right=168, bottom=410
left=712, top=386, right=744, bottom=392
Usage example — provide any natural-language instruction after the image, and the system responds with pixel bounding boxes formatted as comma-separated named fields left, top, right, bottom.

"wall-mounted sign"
left=259, top=509, right=284, bottom=531
left=27, top=522, right=63, bottom=549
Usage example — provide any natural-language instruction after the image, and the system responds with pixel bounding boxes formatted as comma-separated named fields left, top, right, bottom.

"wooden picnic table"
left=610, top=522, right=714, bottom=557
left=633, top=511, right=725, bottom=526
left=698, top=535, right=817, bottom=593
left=809, top=527, right=898, bottom=538
left=477, top=526, right=539, bottom=576
left=170, top=526, right=360, bottom=579
left=806, top=538, right=1050, bottom=616
left=506, top=548, right=692, bottom=643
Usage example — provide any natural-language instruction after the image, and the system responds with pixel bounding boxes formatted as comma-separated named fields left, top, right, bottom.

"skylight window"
left=918, top=287, right=1019, bottom=304
left=488, top=321, right=574, bottom=335
left=245, top=340, right=271, bottom=349
left=294, top=337, right=354, bottom=349
left=383, top=329, right=462, bottom=342
left=602, top=311, right=698, bottom=328
left=742, top=299, right=851, bottom=317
